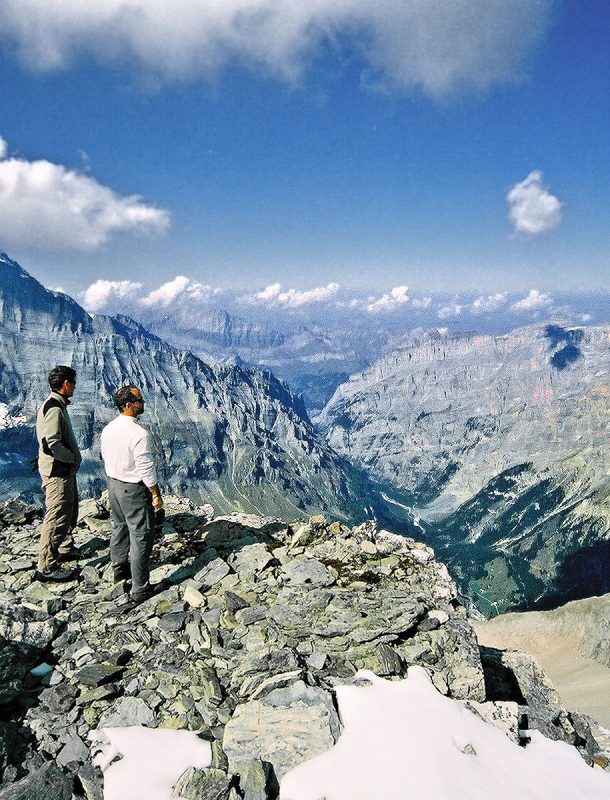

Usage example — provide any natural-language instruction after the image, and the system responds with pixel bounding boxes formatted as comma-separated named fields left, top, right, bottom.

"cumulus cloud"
left=256, top=283, right=283, bottom=302
left=506, top=171, right=562, bottom=235
left=471, top=292, right=508, bottom=313
left=82, top=274, right=218, bottom=313
left=83, top=279, right=143, bottom=312
left=0, top=137, right=7, bottom=160
left=0, top=136, right=170, bottom=251
left=243, top=282, right=340, bottom=308
left=437, top=303, right=462, bottom=319
left=510, top=289, right=552, bottom=311
left=0, top=1, right=553, bottom=98
left=138, top=275, right=218, bottom=306
left=366, top=286, right=409, bottom=313
left=142, top=275, right=191, bottom=306
left=278, top=283, right=341, bottom=308
left=412, top=296, right=432, bottom=309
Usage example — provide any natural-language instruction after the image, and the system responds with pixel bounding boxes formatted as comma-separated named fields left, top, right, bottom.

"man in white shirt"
left=100, top=385, right=163, bottom=607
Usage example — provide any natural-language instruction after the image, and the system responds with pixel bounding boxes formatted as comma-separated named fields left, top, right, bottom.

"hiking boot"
left=118, top=584, right=161, bottom=614
left=34, top=567, right=77, bottom=583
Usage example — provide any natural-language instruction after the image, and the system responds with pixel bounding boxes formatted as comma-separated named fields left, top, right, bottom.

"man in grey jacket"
left=35, top=365, right=82, bottom=581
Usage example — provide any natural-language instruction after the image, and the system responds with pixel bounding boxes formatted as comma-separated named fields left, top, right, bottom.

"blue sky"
left=0, top=0, right=608, bottom=301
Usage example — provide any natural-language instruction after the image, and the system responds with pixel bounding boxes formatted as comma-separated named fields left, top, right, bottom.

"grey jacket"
left=36, top=392, right=82, bottom=478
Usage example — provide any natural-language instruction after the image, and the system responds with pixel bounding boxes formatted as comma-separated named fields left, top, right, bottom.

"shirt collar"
left=50, top=391, right=70, bottom=406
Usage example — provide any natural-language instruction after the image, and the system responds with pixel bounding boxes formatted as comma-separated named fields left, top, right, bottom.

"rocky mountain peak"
left=0, top=252, right=91, bottom=335
left=0, top=496, right=608, bottom=796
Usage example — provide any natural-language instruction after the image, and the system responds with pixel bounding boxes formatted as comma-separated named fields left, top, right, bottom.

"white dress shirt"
left=100, top=415, right=158, bottom=487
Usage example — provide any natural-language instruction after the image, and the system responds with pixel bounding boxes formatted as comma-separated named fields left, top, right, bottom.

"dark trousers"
left=107, top=478, right=154, bottom=599
left=38, top=473, right=78, bottom=572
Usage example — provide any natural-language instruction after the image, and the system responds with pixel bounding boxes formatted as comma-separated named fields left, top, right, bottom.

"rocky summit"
left=0, top=497, right=608, bottom=798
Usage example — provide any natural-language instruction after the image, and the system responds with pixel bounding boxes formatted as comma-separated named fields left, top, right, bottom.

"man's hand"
left=152, top=494, right=164, bottom=509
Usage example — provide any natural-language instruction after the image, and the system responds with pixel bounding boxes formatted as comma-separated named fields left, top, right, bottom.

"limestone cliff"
left=318, top=324, right=610, bottom=612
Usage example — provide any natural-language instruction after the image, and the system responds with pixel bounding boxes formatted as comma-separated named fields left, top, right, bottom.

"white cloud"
left=256, top=283, right=283, bottom=302
left=142, top=275, right=190, bottom=306
left=143, top=276, right=217, bottom=305
left=506, top=171, right=562, bottom=235
left=437, top=303, right=462, bottom=319
left=0, top=137, right=7, bottom=160
left=276, top=282, right=341, bottom=308
left=510, top=289, right=552, bottom=312
left=471, top=292, right=508, bottom=313
left=83, top=279, right=144, bottom=312
left=0, top=136, right=170, bottom=251
left=366, top=285, right=409, bottom=313
left=82, top=274, right=218, bottom=312
left=243, top=282, right=340, bottom=308
left=0, top=1, right=553, bottom=99
left=411, top=296, right=432, bottom=309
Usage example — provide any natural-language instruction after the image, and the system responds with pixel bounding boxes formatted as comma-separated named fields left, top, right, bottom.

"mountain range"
left=88, top=281, right=610, bottom=413
left=1, top=252, right=608, bottom=614
left=0, top=252, right=371, bottom=521
left=142, top=306, right=397, bottom=411
left=318, top=324, right=610, bottom=612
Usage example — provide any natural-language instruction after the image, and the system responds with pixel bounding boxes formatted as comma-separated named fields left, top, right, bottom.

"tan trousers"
left=38, top=473, right=78, bottom=572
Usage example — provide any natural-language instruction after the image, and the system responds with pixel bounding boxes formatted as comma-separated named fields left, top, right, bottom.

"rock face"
left=0, top=496, right=607, bottom=797
left=146, top=310, right=389, bottom=413
left=0, top=252, right=367, bottom=520
left=475, top=594, right=610, bottom=727
left=318, top=324, right=610, bottom=612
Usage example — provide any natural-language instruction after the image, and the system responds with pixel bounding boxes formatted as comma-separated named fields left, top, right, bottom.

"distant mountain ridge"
left=0, top=252, right=369, bottom=520
left=318, top=324, right=610, bottom=612
left=101, top=287, right=610, bottom=413
left=145, top=310, right=386, bottom=411
left=146, top=306, right=285, bottom=354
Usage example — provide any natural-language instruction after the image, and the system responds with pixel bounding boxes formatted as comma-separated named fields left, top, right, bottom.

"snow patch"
left=88, top=727, right=211, bottom=800
left=280, top=667, right=610, bottom=800
left=0, top=402, right=27, bottom=428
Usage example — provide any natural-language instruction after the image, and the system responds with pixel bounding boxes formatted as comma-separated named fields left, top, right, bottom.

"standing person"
left=100, top=385, right=163, bottom=609
left=35, top=365, right=82, bottom=582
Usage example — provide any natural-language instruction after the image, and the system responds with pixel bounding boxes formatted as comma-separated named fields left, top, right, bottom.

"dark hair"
left=48, top=365, right=76, bottom=391
left=114, top=385, right=140, bottom=411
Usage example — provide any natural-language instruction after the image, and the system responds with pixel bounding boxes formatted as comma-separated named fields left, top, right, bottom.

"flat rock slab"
left=223, top=681, right=339, bottom=781
left=73, top=663, right=123, bottom=687
left=98, top=697, right=156, bottom=728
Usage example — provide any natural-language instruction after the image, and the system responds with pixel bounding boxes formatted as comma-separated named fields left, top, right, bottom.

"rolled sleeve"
left=132, top=430, right=158, bottom=487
